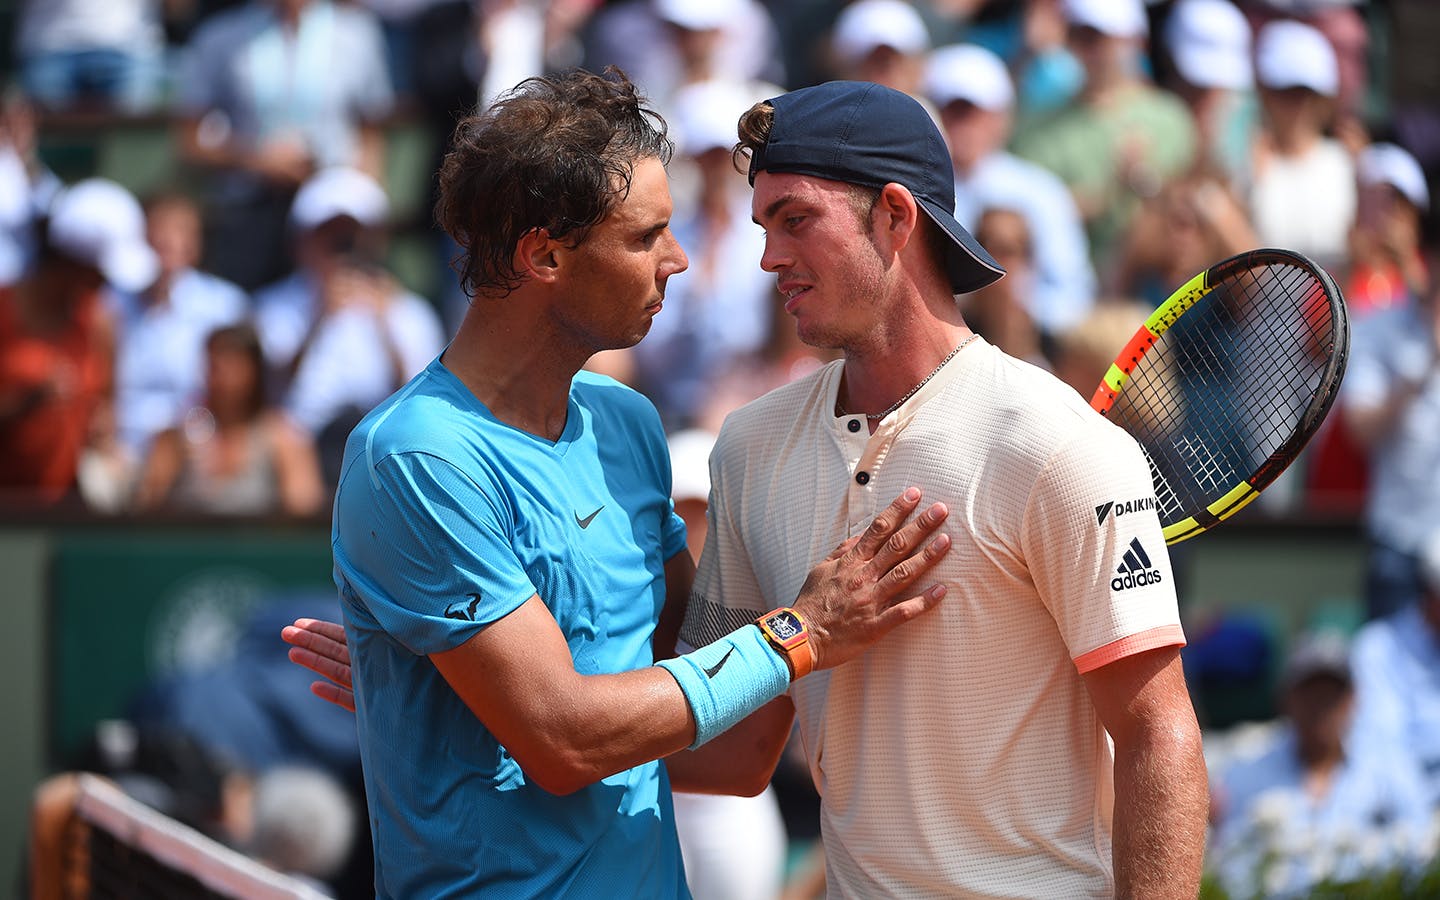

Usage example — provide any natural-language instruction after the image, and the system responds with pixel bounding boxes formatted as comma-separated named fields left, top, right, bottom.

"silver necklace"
left=839, top=333, right=979, bottom=420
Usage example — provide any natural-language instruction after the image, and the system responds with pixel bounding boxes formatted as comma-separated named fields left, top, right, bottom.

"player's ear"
left=514, top=228, right=560, bottom=283
left=876, top=183, right=920, bottom=250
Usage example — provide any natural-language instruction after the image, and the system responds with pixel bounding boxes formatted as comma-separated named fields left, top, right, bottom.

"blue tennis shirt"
left=333, top=358, right=691, bottom=899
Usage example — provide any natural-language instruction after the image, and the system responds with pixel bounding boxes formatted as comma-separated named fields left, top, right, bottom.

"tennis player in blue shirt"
left=290, top=68, right=953, bottom=898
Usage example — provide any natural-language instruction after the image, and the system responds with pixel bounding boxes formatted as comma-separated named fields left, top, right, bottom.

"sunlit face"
left=939, top=100, right=1009, bottom=171
left=556, top=156, right=688, bottom=352
left=146, top=199, right=202, bottom=275
left=751, top=170, right=890, bottom=350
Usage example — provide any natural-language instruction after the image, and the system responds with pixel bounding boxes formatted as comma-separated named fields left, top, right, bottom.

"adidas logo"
left=1111, top=538, right=1164, bottom=591
left=1096, top=496, right=1156, bottom=526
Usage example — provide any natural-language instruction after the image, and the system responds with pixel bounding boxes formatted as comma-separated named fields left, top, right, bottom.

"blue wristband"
left=656, top=625, right=791, bottom=749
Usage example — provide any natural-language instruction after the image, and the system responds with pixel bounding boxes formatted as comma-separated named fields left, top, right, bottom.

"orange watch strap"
left=787, top=634, right=815, bottom=680
left=757, top=607, right=814, bottom=681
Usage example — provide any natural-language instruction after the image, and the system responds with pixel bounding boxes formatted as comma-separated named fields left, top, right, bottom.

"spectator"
left=1248, top=1, right=1371, bottom=141
left=694, top=285, right=838, bottom=436
left=1207, top=630, right=1433, bottom=897
left=631, top=79, right=779, bottom=430
left=1048, top=298, right=1155, bottom=399
left=0, top=91, right=64, bottom=285
left=111, top=191, right=250, bottom=465
left=129, top=322, right=325, bottom=516
left=252, top=166, right=445, bottom=480
left=1350, top=529, right=1440, bottom=808
left=962, top=207, right=1045, bottom=365
left=246, top=766, right=357, bottom=889
left=1248, top=19, right=1355, bottom=272
left=582, top=0, right=782, bottom=114
left=0, top=179, right=156, bottom=507
left=826, top=0, right=931, bottom=98
left=126, top=591, right=368, bottom=895
left=1009, top=0, right=1085, bottom=121
left=1345, top=142, right=1431, bottom=318
left=1160, top=0, right=1258, bottom=187
left=14, top=0, right=166, bottom=114
left=924, top=42, right=1095, bottom=340
left=1011, top=0, right=1197, bottom=270
left=1339, top=249, right=1440, bottom=618
left=665, top=428, right=788, bottom=900
left=1113, top=171, right=1257, bottom=309
left=174, top=0, right=395, bottom=291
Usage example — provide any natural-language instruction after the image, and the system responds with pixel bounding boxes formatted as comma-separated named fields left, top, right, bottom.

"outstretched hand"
left=281, top=618, right=355, bottom=713
left=793, top=487, right=951, bottom=671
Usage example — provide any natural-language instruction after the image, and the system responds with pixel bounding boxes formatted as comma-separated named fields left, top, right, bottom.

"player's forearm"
left=1110, top=721, right=1208, bottom=899
left=665, top=696, right=794, bottom=796
left=509, top=665, right=700, bottom=795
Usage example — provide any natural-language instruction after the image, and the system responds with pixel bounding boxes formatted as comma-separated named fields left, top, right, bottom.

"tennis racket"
left=1090, top=249, right=1349, bottom=545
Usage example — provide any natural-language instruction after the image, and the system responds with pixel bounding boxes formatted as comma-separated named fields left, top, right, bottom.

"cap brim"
left=917, top=198, right=1006, bottom=294
left=1175, top=49, right=1252, bottom=90
left=102, top=242, right=161, bottom=293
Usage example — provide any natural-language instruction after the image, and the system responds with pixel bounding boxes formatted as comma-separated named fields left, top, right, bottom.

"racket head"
left=1091, top=249, right=1350, bottom=545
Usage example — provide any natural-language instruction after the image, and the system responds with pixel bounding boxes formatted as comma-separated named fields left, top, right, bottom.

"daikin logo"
left=1111, top=538, right=1163, bottom=591
left=1095, top=496, right=1157, bottom=526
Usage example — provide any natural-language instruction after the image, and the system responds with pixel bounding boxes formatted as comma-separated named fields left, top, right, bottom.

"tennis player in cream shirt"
left=679, top=80, right=1206, bottom=899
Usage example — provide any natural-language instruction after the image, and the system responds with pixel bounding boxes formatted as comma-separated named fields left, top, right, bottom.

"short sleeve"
left=1021, top=417, right=1185, bottom=673
left=334, top=450, right=535, bottom=657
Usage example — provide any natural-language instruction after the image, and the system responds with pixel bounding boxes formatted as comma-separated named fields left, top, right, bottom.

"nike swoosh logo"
left=575, top=506, right=604, bottom=529
left=704, top=647, right=735, bottom=678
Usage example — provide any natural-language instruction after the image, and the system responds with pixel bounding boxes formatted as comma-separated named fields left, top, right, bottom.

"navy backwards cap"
left=748, top=80, right=1005, bottom=294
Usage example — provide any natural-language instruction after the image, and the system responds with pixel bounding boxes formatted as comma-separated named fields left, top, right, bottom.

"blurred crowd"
left=7, top=0, right=1440, bottom=897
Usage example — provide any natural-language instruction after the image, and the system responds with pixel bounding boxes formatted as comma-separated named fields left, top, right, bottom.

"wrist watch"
left=755, top=607, right=814, bottom=681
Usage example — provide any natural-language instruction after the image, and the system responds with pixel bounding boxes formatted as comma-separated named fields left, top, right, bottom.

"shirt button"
left=847, top=418, right=862, bottom=433
left=855, top=471, right=870, bottom=485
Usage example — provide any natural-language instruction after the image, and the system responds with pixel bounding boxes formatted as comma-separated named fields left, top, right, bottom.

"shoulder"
left=252, top=273, right=308, bottom=310
left=179, top=270, right=249, bottom=315
left=573, top=369, right=661, bottom=423
left=969, top=346, right=1145, bottom=476
left=348, top=367, right=480, bottom=465
left=189, top=5, right=265, bottom=47
left=258, top=409, right=311, bottom=449
left=985, top=151, right=1071, bottom=195
left=331, top=2, right=385, bottom=33
left=715, top=362, right=835, bottom=444
left=973, top=346, right=1096, bottom=432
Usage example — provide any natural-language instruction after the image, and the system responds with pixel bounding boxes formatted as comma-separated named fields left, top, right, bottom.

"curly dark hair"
left=435, top=67, right=672, bottom=298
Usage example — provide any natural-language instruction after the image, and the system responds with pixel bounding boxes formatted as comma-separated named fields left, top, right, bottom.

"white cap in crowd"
left=924, top=44, right=1015, bottom=112
left=1254, top=19, right=1339, bottom=96
left=289, top=167, right=390, bottom=232
left=654, top=0, right=743, bottom=32
left=46, top=178, right=160, bottom=293
left=1280, top=629, right=1353, bottom=689
left=667, top=428, right=716, bottom=503
left=1165, top=0, right=1253, bottom=90
left=832, top=0, right=931, bottom=66
left=672, top=79, right=774, bottom=157
left=1063, top=0, right=1149, bottom=39
left=1358, top=142, right=1430, bottom=211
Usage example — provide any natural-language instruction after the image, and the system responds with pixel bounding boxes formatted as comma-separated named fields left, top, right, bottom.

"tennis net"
left=68, top=773, right=331, bottom=899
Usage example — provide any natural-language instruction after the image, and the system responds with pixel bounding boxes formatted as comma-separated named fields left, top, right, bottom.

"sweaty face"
left=751, top=171, right=889, bottom=351
left=557, top=156, right=688, bottom=352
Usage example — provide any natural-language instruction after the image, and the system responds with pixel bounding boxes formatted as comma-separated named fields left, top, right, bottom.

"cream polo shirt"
left=681, top=338, right=1185, bottom=899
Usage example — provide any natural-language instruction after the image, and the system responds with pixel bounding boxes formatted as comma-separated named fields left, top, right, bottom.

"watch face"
left=766, top=611, right=804, bottom=642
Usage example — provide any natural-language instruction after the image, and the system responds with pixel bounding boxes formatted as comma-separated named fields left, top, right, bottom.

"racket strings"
left=1111, top=261, right=1339, bottom=523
